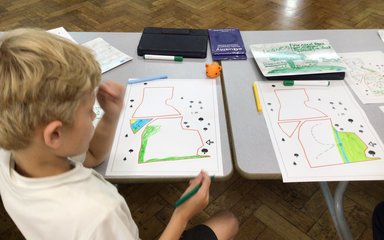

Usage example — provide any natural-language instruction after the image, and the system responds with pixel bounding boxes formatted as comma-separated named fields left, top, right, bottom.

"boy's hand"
left=97, top=81, right=124, bottom=121
left=174, top=171, right=211, bottom=222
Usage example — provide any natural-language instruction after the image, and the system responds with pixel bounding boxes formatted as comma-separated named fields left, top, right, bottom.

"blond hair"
left=0, top=28, right=101, bottom=150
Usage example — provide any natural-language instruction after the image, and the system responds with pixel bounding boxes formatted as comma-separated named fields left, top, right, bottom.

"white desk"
left=221, top=29, right=384, bottom=239
left=70, top=32, right=233, bottom=182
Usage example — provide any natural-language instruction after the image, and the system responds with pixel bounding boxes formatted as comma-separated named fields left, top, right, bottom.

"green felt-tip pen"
left=175, top=176, right=215, bottom=208
left=144, top=54, right=183, bottom=62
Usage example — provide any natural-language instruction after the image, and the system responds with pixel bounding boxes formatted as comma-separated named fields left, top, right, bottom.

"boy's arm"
left=84, top=81, right=124, bottom=168
left=159, top=172, right=211, bottom=240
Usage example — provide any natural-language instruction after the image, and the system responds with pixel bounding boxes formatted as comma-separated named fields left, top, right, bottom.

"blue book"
left=208, top=28, right=247, bottom=60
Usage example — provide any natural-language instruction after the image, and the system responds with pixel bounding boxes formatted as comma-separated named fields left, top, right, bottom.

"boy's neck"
left=11, top=148, right=73, bottom=178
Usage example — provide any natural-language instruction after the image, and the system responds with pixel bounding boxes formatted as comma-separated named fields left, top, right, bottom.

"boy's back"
left=0, top=150, right=139, bottom=239
left=0, top=28, right=139, bottom=239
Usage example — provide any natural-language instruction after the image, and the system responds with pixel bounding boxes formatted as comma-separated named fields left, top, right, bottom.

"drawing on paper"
left=258, top=80, right=384, bottom=182
left=130, top=87, right=210, bottom=163
left=106, top=79, right=223, bottom=177
left=340, top=51, right=384, bottom=104
left=250, top=39, right=346, bottom=77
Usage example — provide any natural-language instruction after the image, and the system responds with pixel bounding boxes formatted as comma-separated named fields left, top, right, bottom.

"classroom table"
left=220, top=29, right=384, bottom=240
left=70, top=32, right=234, bottom=182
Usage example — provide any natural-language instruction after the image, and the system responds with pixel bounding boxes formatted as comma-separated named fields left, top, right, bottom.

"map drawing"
left=340, top=51, right=384, bottom=104
left=106, top=79, right=223, bottom=177
left=258, top=80, right=384, bottom=182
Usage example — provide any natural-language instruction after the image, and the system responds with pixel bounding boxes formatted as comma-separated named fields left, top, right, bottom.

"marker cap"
left=174, top=56, right=183, bottom=62
left=283, top=80, right=294, bottom=86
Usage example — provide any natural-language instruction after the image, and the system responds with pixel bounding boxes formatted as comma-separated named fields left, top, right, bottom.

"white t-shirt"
left=0, top=149, right=140, bottom=240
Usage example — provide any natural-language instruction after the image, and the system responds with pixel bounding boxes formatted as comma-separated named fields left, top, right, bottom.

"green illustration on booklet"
left=251, top=39, right=346, bottom=78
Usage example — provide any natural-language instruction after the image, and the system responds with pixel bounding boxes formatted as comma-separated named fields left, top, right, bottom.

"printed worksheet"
left=258, top=80, right=384, bottom=182
left=340, top=51, right=384, bottom=104
left=82, top=38, right=132, bottom=73
left=379, top=30, right=384, bottom=43
left=106, top=79, right=223, bottom=177
left=47, top=27, right=77, bottom=43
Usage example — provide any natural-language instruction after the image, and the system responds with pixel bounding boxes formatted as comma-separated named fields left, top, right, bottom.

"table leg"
left=319, top=181, right=353, bottom=240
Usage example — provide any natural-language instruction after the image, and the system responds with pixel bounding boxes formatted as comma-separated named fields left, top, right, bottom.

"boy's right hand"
left=174, top=171, right=211, bottom=222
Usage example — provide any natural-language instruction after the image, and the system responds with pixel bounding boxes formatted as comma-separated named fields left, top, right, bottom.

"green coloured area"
left=143, top=155, right=209, bottom=163
left=138, top=125, right=209, bottom=164
left=333, top=128, right=378, bottom=163
left=268, top=65, right=345, bottom=74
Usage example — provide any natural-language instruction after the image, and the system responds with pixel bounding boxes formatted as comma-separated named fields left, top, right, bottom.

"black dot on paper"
left=294, top=153, right=299, bottom=157
left=282, top=138, right=285, bottom=141
left=335, top=124, right=339, bottom=127
left=198, top=117, right=204, bottom=121
left=144, top=82, right=148, bottom=85
left=184, top=121, right=188, bottom=124
left=123, top=157, right=127, bottom=161
left=330, top=102, right=334, bottom=104
left=348, top=119, right=353, bottom=123
left=271, top=85, right=276, bottom=87
left=186, top=125, right=190, bottom=128
left=203, top=127, right=208, bottom=131
left=130, top=99, right=134, bottom=102
left=359, top=130, right=363, bottom=133
left=129, top=149, right=134, bottom=153
left=125, top=134, right=128, bottom=138
left=368, top=150, right=376, bottom=156
left=202, top=148, right=208, bottom=154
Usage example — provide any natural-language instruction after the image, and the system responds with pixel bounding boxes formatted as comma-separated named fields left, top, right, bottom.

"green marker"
left=283, top=80, right=330, bottom=86
left=175, top=176, right=215, bottom=208
left=144, top=54, right=183, bottom=62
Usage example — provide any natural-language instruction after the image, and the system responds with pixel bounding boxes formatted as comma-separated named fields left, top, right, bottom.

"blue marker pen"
left=128, top=74, right=168, bottom=84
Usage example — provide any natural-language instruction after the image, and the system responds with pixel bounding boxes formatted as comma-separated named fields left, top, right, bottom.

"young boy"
left=0, top=28, right=238, bottom=240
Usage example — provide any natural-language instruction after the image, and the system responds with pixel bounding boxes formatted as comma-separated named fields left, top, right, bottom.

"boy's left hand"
left=97, top=81, right=124, bottom=121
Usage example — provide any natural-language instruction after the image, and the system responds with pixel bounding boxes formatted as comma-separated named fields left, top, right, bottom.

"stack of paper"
left=82, top=38, right=132, bottom=73
left=48, top=27, right=132, bottom=73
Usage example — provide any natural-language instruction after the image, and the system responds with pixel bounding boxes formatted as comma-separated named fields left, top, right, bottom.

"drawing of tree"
left=270, top=52, right=306, bottom=69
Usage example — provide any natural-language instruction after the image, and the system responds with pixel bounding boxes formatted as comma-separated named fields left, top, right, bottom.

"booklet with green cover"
left=250, top=39, right=346, bottom=80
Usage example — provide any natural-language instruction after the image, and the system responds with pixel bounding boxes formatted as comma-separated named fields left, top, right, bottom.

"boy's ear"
left=43, top=120, right=63, bottom=149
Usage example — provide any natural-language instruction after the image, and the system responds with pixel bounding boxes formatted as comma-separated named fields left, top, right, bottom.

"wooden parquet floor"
left=0, top=0, right=384, bottom=239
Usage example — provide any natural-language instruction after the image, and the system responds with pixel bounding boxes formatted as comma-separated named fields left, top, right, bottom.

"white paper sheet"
left=82, top=37, right=132, bottom=73
left=47, top=27, right=77, bottom=43
left=258, top=80, right=384, bottom=182
left=106, top=79, right=223, bottom=177
left=340, top=51, right=384, bottom=104
left=379, top=30, right=384, bottom=43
